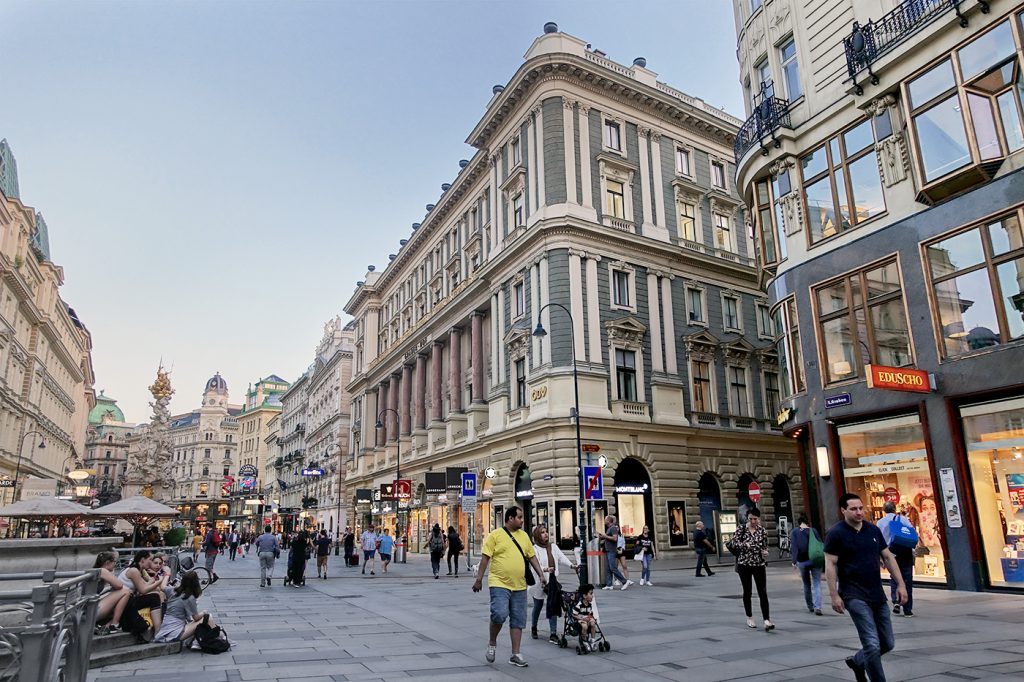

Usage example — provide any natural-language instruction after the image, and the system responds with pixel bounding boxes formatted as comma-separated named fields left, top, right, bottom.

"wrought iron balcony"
left=733, top=85, right=792, bottom=163
left=844, top=0, right=986, bottom=94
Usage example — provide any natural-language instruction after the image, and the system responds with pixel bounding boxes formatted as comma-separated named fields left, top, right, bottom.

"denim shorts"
left=363, top=550, right=376, bottom=560
left=489, top=587, right=527, bottom=630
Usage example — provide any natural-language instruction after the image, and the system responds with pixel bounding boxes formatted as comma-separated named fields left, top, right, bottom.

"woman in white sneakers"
left=529, top=525, right=576, bottom=643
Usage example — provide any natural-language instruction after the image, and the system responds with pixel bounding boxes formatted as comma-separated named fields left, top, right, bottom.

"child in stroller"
left=560, top=583, right=610, bottom=654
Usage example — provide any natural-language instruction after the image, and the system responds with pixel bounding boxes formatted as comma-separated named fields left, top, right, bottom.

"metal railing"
left=733, top=88, right=792, bottom=162
left=843, top=0, right=973, bottom=93
left=0, top=569, right=101, bottom=682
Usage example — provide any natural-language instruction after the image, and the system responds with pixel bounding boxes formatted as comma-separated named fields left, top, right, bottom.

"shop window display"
left=963, top=398, right=1024, bottom=587
left=838, top=414, right=947, bottom=583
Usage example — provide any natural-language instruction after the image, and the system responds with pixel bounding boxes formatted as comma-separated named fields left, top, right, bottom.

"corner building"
left=344, top=25, right=798, bottom=557
left=732, top=0, right=1024, bottom=591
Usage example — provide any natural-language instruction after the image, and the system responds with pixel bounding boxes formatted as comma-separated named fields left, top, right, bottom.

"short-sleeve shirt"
left=378, top=535, right=395, bottom=554
left=481, top=528, right=536, bottom=591
left=824, top=520, right=887, bottom=604
left=316, top=537, right=331, bottom=557
left=571, top=597, right=594, bottom=620
left=361, top=531, right=378, bottom=551
left=602, top=525, right=620, bottom=554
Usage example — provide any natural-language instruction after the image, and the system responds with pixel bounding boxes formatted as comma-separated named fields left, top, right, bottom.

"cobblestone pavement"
left=88, top=549, right=1024, bottom=681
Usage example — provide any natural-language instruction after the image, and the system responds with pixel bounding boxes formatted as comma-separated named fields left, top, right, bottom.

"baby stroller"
left=557, top=589, right=610, bottom=654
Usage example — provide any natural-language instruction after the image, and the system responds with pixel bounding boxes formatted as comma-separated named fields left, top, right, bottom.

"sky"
left=1, top=0, right=745, bottom=423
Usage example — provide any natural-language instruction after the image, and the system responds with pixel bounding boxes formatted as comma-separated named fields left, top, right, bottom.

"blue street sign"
left=825, top=393, right=853, bottom=409
left=461, top=472, right=477, bottom=497
left=583, top=466, right=603, bottom=501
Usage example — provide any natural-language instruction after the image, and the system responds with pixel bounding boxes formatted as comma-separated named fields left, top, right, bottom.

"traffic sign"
left=581, top=443, right=601, bottom=453
left=748, top=482, right=762, bottom=504
left=461, top=472, right=478, bottom=513
left=583, top=466, right=603, bottom=500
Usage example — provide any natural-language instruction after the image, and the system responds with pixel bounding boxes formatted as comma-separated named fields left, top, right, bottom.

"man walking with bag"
left=877, top=501, right=916, bottom=617
left=596, top=515, right=632, bottom=590
left=825, top=493, right=908, bottom=682
left=472, top=506, right=547, bottom=668
left=693, top=521, right=716, bottom=577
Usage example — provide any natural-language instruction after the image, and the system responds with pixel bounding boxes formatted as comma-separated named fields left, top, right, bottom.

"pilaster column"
left=526, top=115, right=537, bottom=213
left=533, top=104, right=546, bottom=209
left=389, top=372, right=400, bottom=441
left=377, top=380, right=389, bottom=446
left=562, top=98, right=578, bottom=205
left=568, top=249, right=586, bottom=361
left=431, top=340, right=444, bottom=422
left=449, top=327, right=463, bottom=413
left=415, top=353, right=427, bottom=430
left=661, top=274, right=678, bottom=374
left=489, top=293, right=500, bottom=390
left=471, top=312, right=485, bottom=403
left=578, top=103, right=593, bottom=209
left=491, top=154, right=502, bottom=253
left=400, top=363, right=413, bottom=435
left=650, top=131, right=666, bottom=227
left=585, top=255, right=603, bottom=364
left=637, top=126, right=653, bottom=228
left=538, top=255, right=551, bottom=366
left=647, top=273, right=664, bottom=373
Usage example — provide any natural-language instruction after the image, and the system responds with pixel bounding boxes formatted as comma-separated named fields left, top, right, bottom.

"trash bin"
left=395, top=535, right=407, bottom=563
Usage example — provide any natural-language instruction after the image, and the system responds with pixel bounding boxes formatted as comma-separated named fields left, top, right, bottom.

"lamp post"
left=10, top=431, right=46, bottom=504
left=375, top=407, right=406, bottom=562
left=532, top=302, right=589, bottom=586
left=327, top=442, right=344, bottom=554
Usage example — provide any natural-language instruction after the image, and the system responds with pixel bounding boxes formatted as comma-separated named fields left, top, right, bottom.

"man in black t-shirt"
left=315, top=529, right=333, bottom=579
left=342, top=527, right=355, bottom=567
left=825, top=493, right=907, bottom=682
left=692, top=521, right=716, bottom=577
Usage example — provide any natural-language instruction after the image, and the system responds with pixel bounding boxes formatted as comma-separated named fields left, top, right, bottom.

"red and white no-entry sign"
left=748, top=482, right=762, bottom=504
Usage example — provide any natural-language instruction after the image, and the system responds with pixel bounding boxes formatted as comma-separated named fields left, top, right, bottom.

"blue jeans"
left=531, top=597, right=557, bottom=634
left=489, top=587, right=527, bottom=630
left=890, top=563, right=913, bottom=614
left=605, top=552, right=626, bottom=587
left=641, top=553, right=652, bottom=582
left=798, top=562, right=822, bottom=610
left=846, top=598, right=894, bottom=682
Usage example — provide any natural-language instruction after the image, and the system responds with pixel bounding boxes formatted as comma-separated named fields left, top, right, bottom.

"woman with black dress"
left=288, top=530, right=310, bottom=587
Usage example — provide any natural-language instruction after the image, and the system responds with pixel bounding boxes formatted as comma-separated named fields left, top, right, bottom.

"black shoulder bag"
left=503, top=529, right=536, bottom=586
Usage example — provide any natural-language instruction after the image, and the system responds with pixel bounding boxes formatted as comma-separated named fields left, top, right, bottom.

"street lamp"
left=10, top=431, right=46, bottom=504
left=533, top=302, right=589, bottom=586
left=375, top=407, right=406, bottom=563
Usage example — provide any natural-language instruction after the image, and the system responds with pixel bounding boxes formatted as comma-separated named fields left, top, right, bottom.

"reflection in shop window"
left=838, top=415, right=946, bottom=583
left=772, top=297, right=805, bottom=396
left=963, top=397, right=1024, bottom=587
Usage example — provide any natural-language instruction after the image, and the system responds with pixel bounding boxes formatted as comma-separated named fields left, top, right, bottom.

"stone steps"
left=88, top=636, right=182, bottom=668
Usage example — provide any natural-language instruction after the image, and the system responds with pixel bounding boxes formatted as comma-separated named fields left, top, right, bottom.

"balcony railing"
left=843, top=0, right=972, bottom=94
left=733, top=86, right=792, bottom=162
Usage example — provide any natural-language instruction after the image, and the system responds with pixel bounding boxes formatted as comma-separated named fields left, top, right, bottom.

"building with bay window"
left=732, top=0, right=1024, bottom=591
left=342, top=23, right=798, bottom=559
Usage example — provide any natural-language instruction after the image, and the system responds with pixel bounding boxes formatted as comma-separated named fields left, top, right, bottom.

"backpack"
left=889, top=515, right=919, bottom=551
left=194, top=619, right=230, bottom=654
left=429, top=534, right=445, bottom=552
left=807, top=528, right=826, bottom=570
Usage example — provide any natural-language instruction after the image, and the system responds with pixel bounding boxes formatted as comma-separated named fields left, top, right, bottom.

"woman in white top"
left=117, top=550, right=169, bottom=634
left=92, top=550, right=130, bottom=633
left=530, top=525, right=576, bottom=643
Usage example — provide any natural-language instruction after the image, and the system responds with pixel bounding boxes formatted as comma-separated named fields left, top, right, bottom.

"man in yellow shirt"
left=473, top=506, right=546, bottom=667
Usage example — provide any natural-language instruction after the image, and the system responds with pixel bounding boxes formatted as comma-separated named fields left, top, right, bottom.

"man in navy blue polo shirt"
left=825, top=493, right=907, bottom=682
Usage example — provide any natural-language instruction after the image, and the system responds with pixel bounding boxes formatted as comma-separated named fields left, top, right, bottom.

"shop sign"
left=379, top=483, right=395, bottom=501
left=514, top=488, right=535, bottom=500
left=239, top=464, right=258, bottom=477
left=301, top=468, right=324, bottom=477
left=583, top=466, right=603, bottom=500
left=425, top=472, right=446, bottom=494
left=0, top=479, right=13, bottom=488
left=866, top=364, right=931, bottom=393
left=355, top=488, right=372, bottom=503
left=825, top=393, right=852, bottom=409
left=582, top=443, right=601, bottom=453
left=883, top=487, right=901, bottom=504
left=776, top=406, right=795, bottom=426
left=446, top=467, right=468, bottom=491
left=394, top=479, right=412, bottom=500
left=843, top=460, right=930, bottom=477
left=614, top=483, right=649, bottom=494
left=748, top=482, right=762, bottom=504
left=938, top=467, right=964, bottom=529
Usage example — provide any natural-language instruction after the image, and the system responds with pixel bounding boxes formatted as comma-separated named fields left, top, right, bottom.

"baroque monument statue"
left=120, top=365, right=176, bottom=501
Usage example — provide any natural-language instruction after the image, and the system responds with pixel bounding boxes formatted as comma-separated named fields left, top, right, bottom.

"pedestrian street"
left=88, top=552, right=1024, bottom=682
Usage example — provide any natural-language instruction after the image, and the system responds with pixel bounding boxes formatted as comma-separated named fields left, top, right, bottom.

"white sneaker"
left=638, top=579, right=645, bottom=585
left=620, top=580, right=631, bottom=590
left=601, top=585, right=614, bottom=590
left=645, top=580, right=654, bottom=586
left=486, top=645, right=496, bottom=663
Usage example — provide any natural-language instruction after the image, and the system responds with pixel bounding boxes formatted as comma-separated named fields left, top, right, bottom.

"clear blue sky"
left=1, top=1, right=744, bottom=423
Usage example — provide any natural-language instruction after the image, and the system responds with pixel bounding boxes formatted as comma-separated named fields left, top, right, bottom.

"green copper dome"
left=89, top=391, right=125, bottom=424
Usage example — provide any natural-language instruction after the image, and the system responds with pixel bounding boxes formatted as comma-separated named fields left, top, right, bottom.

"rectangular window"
left=926, top=212, right=1024, bottom=357
left=605, top=121, right=622, bottom=151
left=675, top=148, right=691, bottom=176
left=815, top=258, right=912, bottom=384
left=713, top=213, right=733, bottom=252
left=612, top=270, right=631, bottom=307
left=204, top=448, right=211, bottom=458
left=756, top=303, right=774, bottom=338
left=763, top=371, right=780, bottom=418
left=511, top=138, right=521, bottom=166
left=774, top=297, right=805, bottom=395
left=678, top=202, right=697, bottom=242
left=711, top=161, right=726, bottom=189
left=729, top=367, right=749, bottom=417
left=692, top=361, right=713, bottom=412
left=615, top=349, right=637, bottom=402
left=687, top=287, right=705, bottom=323
left=754, top=170, right=790, bottom=265
left=723, top=296, right=741, bottom=330
left=779, top=38, right=802, bottom=101
left=513, top=193, right=525, bottom=227
left=756, top=59, right=773, bottom=99
left=606, top=180, right=625, bottom=218
left=514, top=281, right=525, bottom=318
left=515, top=359, right=527, bottom=408
left=802, top=118, right=886, bottom=244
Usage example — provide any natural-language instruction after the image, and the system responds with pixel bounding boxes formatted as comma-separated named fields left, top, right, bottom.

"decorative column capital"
left=637, top=125, right=652, bottom=137
left=562, top=97, right=576, bottom=111
left=568, top=247, right=588, bottom=259
left=531, top=104, right=543, bottom=118
left=650, top=130, right=663, bottom=143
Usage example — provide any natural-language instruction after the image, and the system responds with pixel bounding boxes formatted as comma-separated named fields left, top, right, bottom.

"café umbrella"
left=94, top=496, right=180, bottom=545
left=0, top=496, right=94, bottom=536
